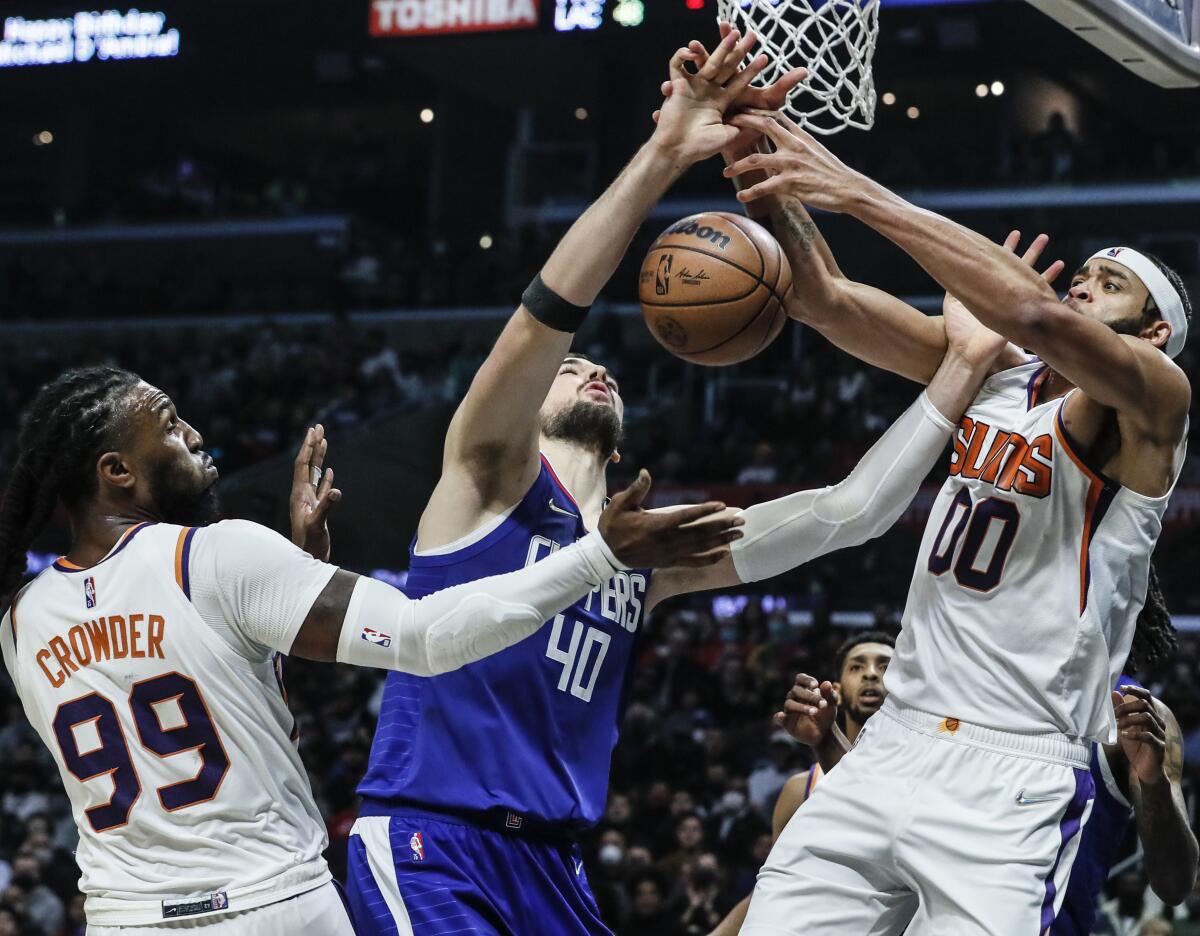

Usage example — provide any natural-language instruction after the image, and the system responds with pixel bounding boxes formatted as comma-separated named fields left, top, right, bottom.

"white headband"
left=1087, top=247, right=1188, bottom=358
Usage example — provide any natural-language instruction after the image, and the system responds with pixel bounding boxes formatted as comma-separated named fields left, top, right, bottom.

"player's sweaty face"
left=123, top=384, right=218, bottom=522
left=837, top=643, right=892, bottom=721
left=542, top=357, right=625, bottom=425
left=1064, top=261, right=1152, bottom=333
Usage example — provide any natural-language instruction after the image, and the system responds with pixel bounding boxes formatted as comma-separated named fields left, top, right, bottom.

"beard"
left=542, top=400, right=623, bottom=457
left=149, top=460, right=222, bottom=526
left=1106, top=313, right=1148, bottom=338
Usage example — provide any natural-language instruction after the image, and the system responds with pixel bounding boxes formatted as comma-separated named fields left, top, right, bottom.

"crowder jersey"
left=887, top=360, right=1184, bottom=743
left=0, top=521, right=335, bottom=925
left=1054, top=674, right=1142, bottom=936
left=359, top=457, right=651, bottom=828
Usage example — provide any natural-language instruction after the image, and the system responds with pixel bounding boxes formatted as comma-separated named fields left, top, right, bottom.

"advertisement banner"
left=370, top=0, right=539, bottom=36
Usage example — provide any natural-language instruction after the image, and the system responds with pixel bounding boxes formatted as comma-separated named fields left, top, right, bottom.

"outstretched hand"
left=653, top=22, right=806, bottom=159
left=290, top=424, right=342, bottom=563
left=774, top=673, right=839, bottom=746
left=598, top=470, right=744, bottom=569
left=723, top=109, right=862, bottom=212
left=1113, top=684, right=1169, bottom=785
left=943, top=231, right=1065, bottom=368
left=650, top=24, right=806, bottom=167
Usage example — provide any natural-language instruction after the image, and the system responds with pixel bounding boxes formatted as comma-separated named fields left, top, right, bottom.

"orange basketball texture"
left=639, top=212, right=793, bottom=366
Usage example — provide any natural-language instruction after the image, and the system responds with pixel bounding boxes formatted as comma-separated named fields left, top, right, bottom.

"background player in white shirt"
left=717, top=99, right=1192, bottom=933
left=0, top=365, right=744, bottom=934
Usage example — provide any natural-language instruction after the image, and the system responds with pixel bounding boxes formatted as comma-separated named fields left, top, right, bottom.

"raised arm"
left=660, top=34, right=949, bottom=384
left=419, top=28, right=799, bottom=550
left=726, top=112, right=1190, bottom=476
left=1112, top=687, right=1199, bottom=905
left=647, top=298, right=1005, bottom=609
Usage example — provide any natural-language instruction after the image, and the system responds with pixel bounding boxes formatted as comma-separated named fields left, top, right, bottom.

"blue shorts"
left=344, top=807, right=613, bottom=936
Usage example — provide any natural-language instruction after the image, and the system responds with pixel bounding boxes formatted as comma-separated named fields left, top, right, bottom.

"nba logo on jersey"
left=361, top=627, right=392, bottom=648
left=83, top=577, right=96, bottom=609
left=409, top=832, right=425, bottom=861
left=212, top=893, right=228, bottom=911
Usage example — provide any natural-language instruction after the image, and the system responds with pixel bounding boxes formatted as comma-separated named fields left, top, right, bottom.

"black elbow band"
left=521, top=274, right=590, bottom=333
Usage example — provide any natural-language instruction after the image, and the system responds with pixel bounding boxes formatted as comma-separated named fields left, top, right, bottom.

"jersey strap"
left=173, top=527, right=198, bottom=599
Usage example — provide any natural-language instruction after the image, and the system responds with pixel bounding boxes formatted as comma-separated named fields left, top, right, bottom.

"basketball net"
left=717, top=0, right=880, bottom=135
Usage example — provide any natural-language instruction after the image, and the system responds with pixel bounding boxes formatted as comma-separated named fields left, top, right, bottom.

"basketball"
left=639, top=212, right=793, bottom=366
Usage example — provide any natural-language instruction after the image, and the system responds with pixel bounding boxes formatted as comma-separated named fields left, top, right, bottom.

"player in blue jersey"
left=343, top=25, right=1023, bottom=936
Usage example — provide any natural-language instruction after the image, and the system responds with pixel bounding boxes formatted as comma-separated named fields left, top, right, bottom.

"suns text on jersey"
left=35, top=612, right=166, bottom=687
left=949, top=417, right=1053, bottom=498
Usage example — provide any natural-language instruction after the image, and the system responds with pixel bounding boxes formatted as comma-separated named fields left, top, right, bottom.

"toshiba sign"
left=370, top=0, right=539, bottom=36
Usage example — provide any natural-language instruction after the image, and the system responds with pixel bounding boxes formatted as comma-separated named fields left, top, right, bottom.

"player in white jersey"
left=0, top=366, right=744, bottom=933
left=715, top=103, right=1193, bottom=932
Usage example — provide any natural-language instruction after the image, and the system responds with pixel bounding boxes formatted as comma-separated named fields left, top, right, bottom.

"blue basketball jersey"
left=358, top=458, right=652, bottom=828
left=1053, top=674, right=1141, bottom=936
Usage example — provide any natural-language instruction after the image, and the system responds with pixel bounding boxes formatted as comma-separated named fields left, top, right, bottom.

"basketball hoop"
left=717, top=0, right=881, bottom=135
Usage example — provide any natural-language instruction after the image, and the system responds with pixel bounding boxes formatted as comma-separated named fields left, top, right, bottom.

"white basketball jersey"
left=0, top=522, right=330, bottom=925
left=886, top=360, right=1185, bottom=744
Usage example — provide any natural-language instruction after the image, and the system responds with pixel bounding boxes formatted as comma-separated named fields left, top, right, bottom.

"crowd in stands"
left=3, top=595, right=1200, bottom=934
left=0, top=322, right=1196, bottom=933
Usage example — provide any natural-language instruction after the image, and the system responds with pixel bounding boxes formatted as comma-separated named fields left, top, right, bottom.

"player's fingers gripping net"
left=718, top=0, right=880, bottom=134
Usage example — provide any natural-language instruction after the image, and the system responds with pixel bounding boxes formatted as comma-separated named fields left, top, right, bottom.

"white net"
left=717, top=0, right=880, bottom=135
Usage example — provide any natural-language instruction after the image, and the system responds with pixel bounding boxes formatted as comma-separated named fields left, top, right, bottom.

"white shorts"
left=743, top=697, right=1095, bottom=936
left=86, top=881, right=355, bottom=935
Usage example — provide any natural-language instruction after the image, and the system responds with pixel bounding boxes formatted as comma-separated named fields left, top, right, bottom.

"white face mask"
left=598, top=843, right=624, bottom=867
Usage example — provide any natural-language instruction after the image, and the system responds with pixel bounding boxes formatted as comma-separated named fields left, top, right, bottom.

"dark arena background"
left=1, top=1, right=1200, bottom=933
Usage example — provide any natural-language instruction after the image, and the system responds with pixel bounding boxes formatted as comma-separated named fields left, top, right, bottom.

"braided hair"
left=0, top=367, right=142, bottom=610
left=1125, top=561, right=1177, bottom=675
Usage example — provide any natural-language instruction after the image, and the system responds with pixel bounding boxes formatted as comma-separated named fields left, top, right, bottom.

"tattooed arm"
left=723, top=142, right=949, bottom=384
left=724, top=142, right=1029, bottom=384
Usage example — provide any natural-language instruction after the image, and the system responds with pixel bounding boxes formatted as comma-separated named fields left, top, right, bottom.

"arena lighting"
left=420, top=107, right=435, bottom=123
left=479, top=234, right=494, bottom=249
left=32, top=130, right=53, bottom=145
left=613, top=0, right=644, bottom=25
left=975, top=82, right=989, bottom=97
left=991, top=79, right=1005, bottom=94
left=0, top=9, right=180, bottom=68
left=554, top=0, right=606, bottom=31
left=881, top=91, right=896, bottom=105
left=906, top=105, right=920, bottom=118
left=574, top=106, right=589, bottom=119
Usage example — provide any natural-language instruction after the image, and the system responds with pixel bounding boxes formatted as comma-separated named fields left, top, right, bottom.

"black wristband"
left=521, top=274, right=590, bottom=333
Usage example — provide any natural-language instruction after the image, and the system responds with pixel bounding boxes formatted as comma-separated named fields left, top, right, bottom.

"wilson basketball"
left=639, top=212, right=793, bottom=366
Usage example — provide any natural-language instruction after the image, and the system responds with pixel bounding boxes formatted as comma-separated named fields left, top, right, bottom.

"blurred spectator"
left=624, top=871, right=679, bottom=936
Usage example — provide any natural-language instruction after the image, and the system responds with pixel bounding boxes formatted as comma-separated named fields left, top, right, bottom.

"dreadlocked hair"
left=1125, top=561, right=1177, bottom=675
left=0, top=366, right=142, bottom=611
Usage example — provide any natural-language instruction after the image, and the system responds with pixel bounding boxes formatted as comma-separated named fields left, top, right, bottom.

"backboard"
left=1026, top=0, right=1200, bottom=87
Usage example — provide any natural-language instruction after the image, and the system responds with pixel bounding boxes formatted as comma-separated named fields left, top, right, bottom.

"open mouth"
left=859, top=689, right=883, bottom=705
